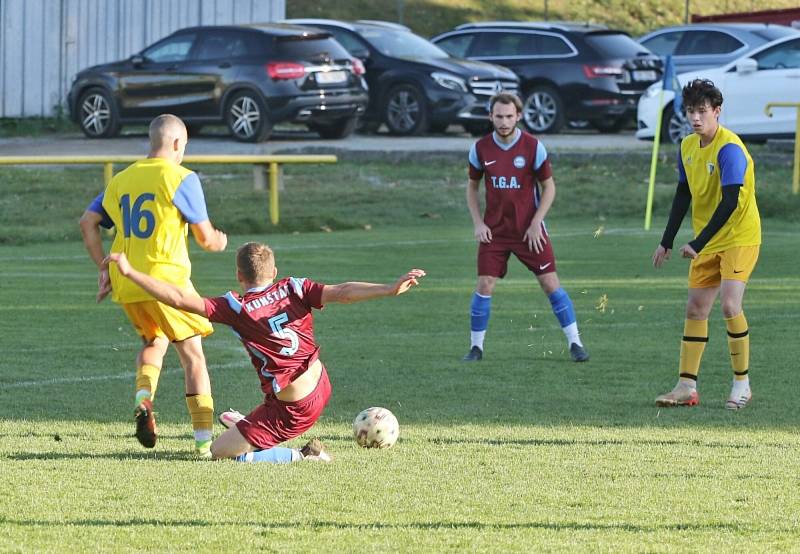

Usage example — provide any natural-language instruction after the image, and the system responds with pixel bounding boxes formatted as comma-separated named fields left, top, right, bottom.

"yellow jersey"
left=678, top=125, right=761, bottom=253
left=102, top=158, right=209, bottom=303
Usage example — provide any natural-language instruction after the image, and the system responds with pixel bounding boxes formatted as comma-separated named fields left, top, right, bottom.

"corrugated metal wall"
left=0, top=0, right=286, bottom=117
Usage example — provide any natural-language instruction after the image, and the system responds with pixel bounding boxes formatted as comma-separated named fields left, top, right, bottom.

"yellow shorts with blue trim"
left=122, top=300, right=213, bottom=342
left=688, top=245, right=760, bottom=289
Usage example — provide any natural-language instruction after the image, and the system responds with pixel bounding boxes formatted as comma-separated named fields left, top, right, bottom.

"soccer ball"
left=353, top=407, right=399, bottom=448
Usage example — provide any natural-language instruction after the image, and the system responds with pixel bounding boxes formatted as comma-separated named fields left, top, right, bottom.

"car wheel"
left=309, top=116, right=359, bottom=140
left=226, top=91, right=272, bottom=142
left=590, top=117, right=625, bottom=134
left=384, top=84, right=429, bottom=136
left=662, top=104, right=691, bottom=144
left=463, top=121, right=491, bottom=137
left=77, top=88, right=121, bottom=138
left=522, top=86, right=564, bottom=134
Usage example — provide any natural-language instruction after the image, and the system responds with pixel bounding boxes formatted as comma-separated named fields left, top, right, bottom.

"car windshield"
left=357, top=27, right=449, bottom=58
left=585, top=32, right=650, bottom=57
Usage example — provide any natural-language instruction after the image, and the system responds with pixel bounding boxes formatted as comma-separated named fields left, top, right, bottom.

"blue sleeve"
left=468, top=143, right=481, bottom=170
left=533, top=141, right=548, bottom=171
left=676, top=151, right=688, bottom=184
left=172, top=173, right=209, bottom=224
left=718, top=143, right=748, bottom=186
left=87, top=192, right=114, bottom=229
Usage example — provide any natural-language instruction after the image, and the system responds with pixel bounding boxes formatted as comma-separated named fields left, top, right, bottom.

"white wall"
left=0, top=0, right=286, bottom=117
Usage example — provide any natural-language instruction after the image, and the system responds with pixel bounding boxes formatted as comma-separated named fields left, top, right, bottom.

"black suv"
left=432, top=22, right=663, bottom=133
left=67, top=24, right=369, bottom=142
left=286, top=19, right=519, bottom=135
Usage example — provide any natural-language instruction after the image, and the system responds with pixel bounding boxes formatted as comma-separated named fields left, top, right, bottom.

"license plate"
left=316, top=70, right=347, bottom=84
left=632, top=70, right=658, bottom=82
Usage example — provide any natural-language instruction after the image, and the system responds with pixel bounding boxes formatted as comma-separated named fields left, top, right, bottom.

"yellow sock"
left=726, top=312, right=749, bottom=381
left=135, top=364, right=161, bottom=404
left=185, top=393, right=214, bottom=437
left=679, top=319, right=708, bottom=383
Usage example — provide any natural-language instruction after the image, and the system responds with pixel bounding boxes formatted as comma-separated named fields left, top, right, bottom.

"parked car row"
left=286, top=19, right=519, bottom=136
left=635, top=23, right=800, bottom=143
left=67, top=18, right=799, bottom=143
left=68, top=20, right=521, bottom=142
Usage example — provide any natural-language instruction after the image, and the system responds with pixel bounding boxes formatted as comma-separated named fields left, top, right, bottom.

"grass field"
left=1, top=156, right=799, bottom=551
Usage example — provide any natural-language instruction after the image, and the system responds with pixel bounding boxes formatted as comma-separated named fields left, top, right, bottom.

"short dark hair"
left=681, top=79, right=723, bottom=110
left=489, top=92, right=523, bottom=114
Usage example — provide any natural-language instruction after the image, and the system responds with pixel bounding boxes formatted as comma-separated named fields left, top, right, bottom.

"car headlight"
left=643, top=82, right=663, bottom=98
left=431, top=72, right=467, bottom=93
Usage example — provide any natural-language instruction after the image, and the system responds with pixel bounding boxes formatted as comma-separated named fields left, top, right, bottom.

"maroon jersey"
left=468, top=130, right=553, bottom=240
left=204, top=277, right=325, bottom=395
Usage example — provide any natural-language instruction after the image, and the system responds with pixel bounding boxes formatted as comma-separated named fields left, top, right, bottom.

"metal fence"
left=0, top=0, right=286, bottom=118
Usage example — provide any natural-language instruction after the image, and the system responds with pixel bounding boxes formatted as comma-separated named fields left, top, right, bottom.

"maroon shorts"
left=477, top=237, right=557, bottom=278
left=236, top=364, right=332, bottom=449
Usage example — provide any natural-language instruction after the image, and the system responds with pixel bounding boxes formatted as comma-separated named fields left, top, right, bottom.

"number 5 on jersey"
left=268, top=312, right=299, bottom=356
left=120, top=193, right=155, bottom=238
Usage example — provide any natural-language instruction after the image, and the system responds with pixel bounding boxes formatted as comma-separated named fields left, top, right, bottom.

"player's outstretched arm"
left=321, top=269, right=426, bottom=304
left=103, top=253, right=208, bottom=317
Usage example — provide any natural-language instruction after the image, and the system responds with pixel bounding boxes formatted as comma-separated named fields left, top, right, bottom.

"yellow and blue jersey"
left=95, top=158, right=210, bottom=304
left=678, top=125, right=761, bottom=253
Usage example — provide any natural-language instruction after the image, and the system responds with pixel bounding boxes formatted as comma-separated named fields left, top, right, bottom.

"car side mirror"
left=735, top=58, right=758, bottom=74
left=131, top=55, right=145, bottom=67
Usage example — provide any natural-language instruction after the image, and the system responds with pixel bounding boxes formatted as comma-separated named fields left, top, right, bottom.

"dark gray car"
left=637, top=23, right=798, bottom=74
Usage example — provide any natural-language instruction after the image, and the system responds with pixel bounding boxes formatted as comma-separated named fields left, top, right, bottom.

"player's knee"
left=720, top=299, right=742, bottom=318
left=477, top=276, right=496, bottom=295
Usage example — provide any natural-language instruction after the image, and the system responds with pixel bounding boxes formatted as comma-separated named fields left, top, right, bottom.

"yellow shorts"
left=122, top=300, right=213, bottom=342
left=688, top=245, right=760, bottom=288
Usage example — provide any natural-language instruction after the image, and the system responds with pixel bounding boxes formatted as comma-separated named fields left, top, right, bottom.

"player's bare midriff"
left=275, top=358, right=323, bottom=402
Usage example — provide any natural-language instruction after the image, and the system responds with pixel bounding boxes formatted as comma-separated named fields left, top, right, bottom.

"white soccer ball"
left=353, top=407, right=399, bottom=448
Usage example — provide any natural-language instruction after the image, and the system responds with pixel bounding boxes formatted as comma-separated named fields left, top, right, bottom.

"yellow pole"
left=644, top=89, right=665, bottom=230
left=103, top=162, right=114, bottom=186
left=765, top=102, right=800, bottom=194
left=794, top=106, right=800, bottom=194
left=269, top=162, right=279, bottom=224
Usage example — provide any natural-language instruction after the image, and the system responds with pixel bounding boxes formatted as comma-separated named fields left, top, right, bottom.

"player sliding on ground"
left=463, top=92, right=588, bottom=363
left=106, top=242, right=425, bottom=463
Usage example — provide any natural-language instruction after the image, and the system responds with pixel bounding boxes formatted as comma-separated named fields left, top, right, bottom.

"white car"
left=637, top=34, right=800, bottom=143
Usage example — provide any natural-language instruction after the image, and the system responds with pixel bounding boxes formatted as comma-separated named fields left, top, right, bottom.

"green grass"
left=1, top=157, right=799, bottom=551
left=1, top=151, right=798, bottom=245
left=0, top=116, right=78, bottom=138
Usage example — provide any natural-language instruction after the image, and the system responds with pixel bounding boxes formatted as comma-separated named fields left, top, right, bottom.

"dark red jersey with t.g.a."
left=468, top=130, right=553, bottom=240
left=204, top=277, right=325, bottom=396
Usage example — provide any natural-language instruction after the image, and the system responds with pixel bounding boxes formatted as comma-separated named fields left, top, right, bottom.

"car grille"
left=469, top=79, right=519, bottom=98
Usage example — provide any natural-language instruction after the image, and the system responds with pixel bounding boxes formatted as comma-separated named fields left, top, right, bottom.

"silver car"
left=638, top=23, right=798, bottom=74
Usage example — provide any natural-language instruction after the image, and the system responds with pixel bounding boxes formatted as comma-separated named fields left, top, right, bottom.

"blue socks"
left=548, top=288, right=576, bottom=328
left=470, top=288, right=581, bottom=350
left=236, top=447, right=297, bottom=464
left=470, top=292, right=492, bottom=350
left=470, top=292, right=491, bottom=331
left=548, top=287, right=582, bottom=346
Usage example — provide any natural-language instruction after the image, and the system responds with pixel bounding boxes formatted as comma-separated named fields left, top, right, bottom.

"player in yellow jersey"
left=79, top=114, right=227, bottom=456
left=652, top=79, right=760, bottom=410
